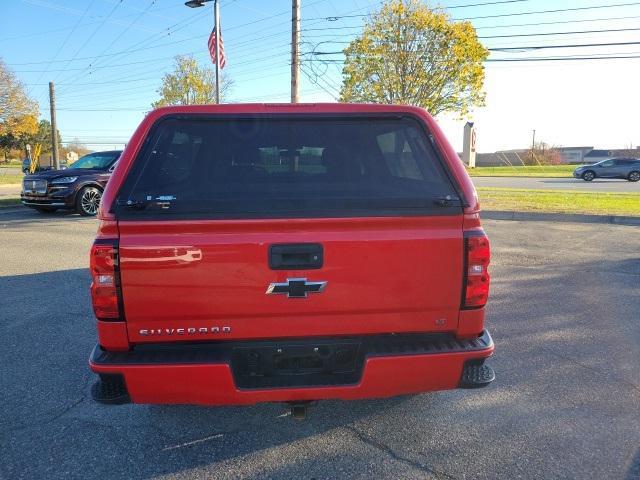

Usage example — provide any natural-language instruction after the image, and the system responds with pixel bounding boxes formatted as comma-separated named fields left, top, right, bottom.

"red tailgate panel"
left=118, top=215, right=464, bottom=342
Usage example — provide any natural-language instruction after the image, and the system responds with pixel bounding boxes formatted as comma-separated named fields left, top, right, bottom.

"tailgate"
left=119, top=215, right=463, bottom=343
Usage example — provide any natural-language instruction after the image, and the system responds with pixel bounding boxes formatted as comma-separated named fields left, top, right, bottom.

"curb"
left=482, top=210, right=640, bottom=226
left=0, top=202, right=21, bottom=210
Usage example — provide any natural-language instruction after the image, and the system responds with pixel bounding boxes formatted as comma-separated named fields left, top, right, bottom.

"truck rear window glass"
left=115, top=115, right=460, bottom=219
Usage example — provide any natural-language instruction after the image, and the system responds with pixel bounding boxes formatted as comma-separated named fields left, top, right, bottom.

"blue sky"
left=2, top=0, right=640, bottom=152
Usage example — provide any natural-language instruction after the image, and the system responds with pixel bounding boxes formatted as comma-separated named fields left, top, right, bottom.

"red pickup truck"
left=88, top=103, right=494, bottom=414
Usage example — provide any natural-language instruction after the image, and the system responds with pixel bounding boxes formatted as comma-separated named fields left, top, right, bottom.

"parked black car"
left=21, top=150, right=122, bottom=215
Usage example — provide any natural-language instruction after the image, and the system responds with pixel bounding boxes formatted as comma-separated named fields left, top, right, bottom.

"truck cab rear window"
left=115, top=116, right=460, bottom=219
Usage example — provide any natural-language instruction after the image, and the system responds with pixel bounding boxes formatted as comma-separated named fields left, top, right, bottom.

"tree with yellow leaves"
left=152, top=55, right=232, bottom=108
left=340, top=0, right=488, bottom=117
left=0, top=59, right=39, bottom=161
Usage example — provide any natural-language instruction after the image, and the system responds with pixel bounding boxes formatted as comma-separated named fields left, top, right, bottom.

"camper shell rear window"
left=114, top=114, right=461, bottom=219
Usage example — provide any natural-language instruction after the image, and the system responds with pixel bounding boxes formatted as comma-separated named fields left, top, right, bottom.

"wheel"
left=582, top=170, right=595, bottom=181
left=76, top=186, right=102, bottom=216
left=628, top=171, right=640, bottom=182
left=34, top=207, right=57, bottom=214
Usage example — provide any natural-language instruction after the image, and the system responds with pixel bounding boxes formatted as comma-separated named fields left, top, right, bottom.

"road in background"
left=472, top=176, right=640, bottom=192
left=0, top=167, right=22, bottom=175
left=5, top=174, right=638, bottom=199
left=1, top=209, right=639, bottom=479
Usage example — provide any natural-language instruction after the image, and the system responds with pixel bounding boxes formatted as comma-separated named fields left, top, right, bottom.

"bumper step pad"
left=458, top=361, right=495, bottom=389
left=90, top=330, right=495, bottom=399
left=91, top=374, right=131, bottom=405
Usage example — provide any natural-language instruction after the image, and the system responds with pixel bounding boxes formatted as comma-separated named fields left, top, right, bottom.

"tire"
left=628, top=171, right=640, bottom=182
left=76, top=186, right=102, bottom=216
left=582, top=170, right=595, bottom=181
left=34, top=207, right=57, bottom=214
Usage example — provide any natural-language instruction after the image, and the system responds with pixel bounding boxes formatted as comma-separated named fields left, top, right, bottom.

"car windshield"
left=70, top=152, right=119, bottom=170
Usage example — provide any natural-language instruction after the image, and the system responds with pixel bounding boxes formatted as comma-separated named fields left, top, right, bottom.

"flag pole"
left=214, top=0, right=220, bottom=104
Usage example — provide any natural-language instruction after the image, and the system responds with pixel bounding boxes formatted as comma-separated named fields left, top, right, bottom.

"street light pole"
left=185, top=0, right=220, bottom=103
left=214, top=0, right=220, bottom=104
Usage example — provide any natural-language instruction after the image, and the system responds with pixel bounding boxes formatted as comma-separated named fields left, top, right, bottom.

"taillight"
left=462, top=231, right=491, bottom=309
left=90, top=240, right=122, bottom=320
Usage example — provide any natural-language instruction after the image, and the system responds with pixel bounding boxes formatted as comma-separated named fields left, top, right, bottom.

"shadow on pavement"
left=0, top=267, right=420, bottom=480
left=1, top=251, right=640, bottom=479
left=0, top=207, right=95, bottom=227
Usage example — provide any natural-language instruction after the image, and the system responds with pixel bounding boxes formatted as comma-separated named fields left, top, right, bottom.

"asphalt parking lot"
left=1, top=208, right=639, bottom=480
left=472, top=176, right=640, bottom=192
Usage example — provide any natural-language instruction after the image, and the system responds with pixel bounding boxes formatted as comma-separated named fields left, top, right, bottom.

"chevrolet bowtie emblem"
left=266, top=278, right=328, bottom=298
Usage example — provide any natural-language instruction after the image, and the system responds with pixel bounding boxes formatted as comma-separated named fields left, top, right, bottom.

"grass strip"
left=467, top=165, right=576, bottom=177
left=0, top=173, right=23, bottom=184
left=0, top=197, right=21, bottom=208
left=477, top=187, right=640, bottom=217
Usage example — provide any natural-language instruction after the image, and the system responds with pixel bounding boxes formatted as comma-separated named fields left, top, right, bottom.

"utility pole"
left=49, top=81, right=60, bottom=170
left=530, top=129, right=536, bottom=165
left=213, top=0, right=220, bottom=104
left=291, top=0, right=300, bottom=103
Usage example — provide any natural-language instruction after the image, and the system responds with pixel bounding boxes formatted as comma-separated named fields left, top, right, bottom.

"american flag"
left=208, top=28, right=226, bottom=69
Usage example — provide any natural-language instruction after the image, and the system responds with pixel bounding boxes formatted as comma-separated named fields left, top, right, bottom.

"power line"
left=313, top=53, right=640, bottom=63
left=11, top=0, right=331, bottom=71
left=301, top=1, right=640, bottom=22
left=490, top=41, right=640, bottom=51
left=18, top=0, right=640, bottom=112
left=300, top=62, right=340, bottom=98
left=25, top=45, right=295, bottom=87
left=8, top=0, right=531, bottom=71
left=14, top=0, right=626, bottom=77
left=308, top=0, right=534, bottom=21
left=82, top=0, right=157, bottom=73
left=311, top=41, right=640, bottom=57
left=301, top=24, right=640, bottom=40
left=437, top=0, right=532, bottom=9
left=486, top=54, right=640, bottom=62
left=0, top=9, right=162, bottom=43
left=50, top=0, right=124, bottom=89
left=55, top=4, right=208, bottom=92
left=57, top=67, right=292, bottom=108
left=301, top=15, right=640, bottom=37
left=479, top=26, right=640, bottom=39
left=465, top=2, right=640, bottom=21
left=55, top=87, right=331, bottom=113
left=475, top=14, right=640, bottom=30
left=53, top=61, right=292, bottom=103
left=11, top=1, right=640, bottom=71
left=26, top=0, right=96, bottom=96
left=57, top=60, right=290, bottom=94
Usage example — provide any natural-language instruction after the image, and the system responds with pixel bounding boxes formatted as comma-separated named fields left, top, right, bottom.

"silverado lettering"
left=88, top=103, right=495, bottom=410
left=139, top=327, right=231, bottom=336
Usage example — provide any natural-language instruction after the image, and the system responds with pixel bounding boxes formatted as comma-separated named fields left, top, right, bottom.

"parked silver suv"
left=573, top=158, right=640, bottom=182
